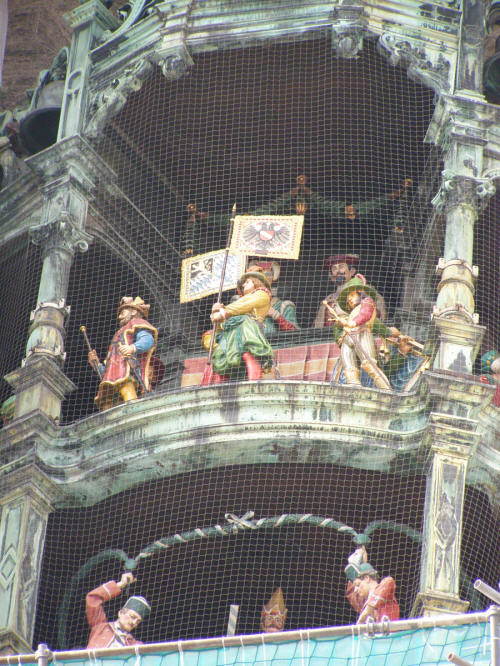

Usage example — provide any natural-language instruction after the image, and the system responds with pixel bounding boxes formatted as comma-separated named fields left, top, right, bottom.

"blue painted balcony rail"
left=1, top=611, right=497, bottom=666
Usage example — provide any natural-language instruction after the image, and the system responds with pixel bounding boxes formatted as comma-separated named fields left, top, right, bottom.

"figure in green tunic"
left=209, top=270, right=274, bottom=381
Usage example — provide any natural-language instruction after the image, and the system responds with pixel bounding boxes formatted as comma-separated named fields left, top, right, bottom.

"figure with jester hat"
left=260, top=587, right=288, bottom=633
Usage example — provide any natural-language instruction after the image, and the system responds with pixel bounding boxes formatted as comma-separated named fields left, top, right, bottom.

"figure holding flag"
left=205, top=269, right=274, bottom=382
left=185, top=204, right=303, bottom=384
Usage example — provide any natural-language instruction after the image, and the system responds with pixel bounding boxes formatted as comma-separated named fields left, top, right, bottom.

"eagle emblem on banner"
left=180, top=250, right=246, bottom=303
left=230, top=215, right=304, bottom=259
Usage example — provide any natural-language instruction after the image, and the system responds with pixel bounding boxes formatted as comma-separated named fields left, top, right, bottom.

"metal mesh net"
left=1, top=30, right=499, bottom=656
left=33, top=463, right=498, bottom=650
left=41, top=36, right=442, bottom=423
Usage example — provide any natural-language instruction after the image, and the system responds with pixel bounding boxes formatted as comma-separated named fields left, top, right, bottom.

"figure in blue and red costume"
left=345, top=546, right=400, bottom=624
left=88, top=296, right=159, bottom=411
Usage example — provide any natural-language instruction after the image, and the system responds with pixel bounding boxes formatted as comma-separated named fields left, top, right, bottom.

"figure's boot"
left=242, top=352, right=262, bottom=380
left=211, top=371, right=228, bottom=384
left=120, top=380, right=139, bottom=402
left=360, top=359, right=391, bottom=390
left=343, top=367, right=361, bottom=385
left=200, top=367, right=228, bottom=385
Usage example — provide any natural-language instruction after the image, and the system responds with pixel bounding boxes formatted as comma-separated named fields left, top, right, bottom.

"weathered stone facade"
left=0, top=0, right=499, bottom=654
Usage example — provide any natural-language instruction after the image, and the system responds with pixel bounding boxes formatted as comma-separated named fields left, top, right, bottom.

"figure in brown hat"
left=88, top=296, right=159, bottom=410
left=313, top=253, right=386, bottom=328
left=260, top=587, right=288, bottom=633
left=247, top=261, right=299, bottom=334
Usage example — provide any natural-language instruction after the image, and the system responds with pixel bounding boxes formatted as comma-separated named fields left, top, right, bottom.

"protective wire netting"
left=31, top=623, right=494, bottom=666
left=33, top=463, right=499, bottom=651
left=0, top=238, right=42, bottom=399
left=58, top=36, right=440, bottom=423
left=1, top=28, right=499, bottom=662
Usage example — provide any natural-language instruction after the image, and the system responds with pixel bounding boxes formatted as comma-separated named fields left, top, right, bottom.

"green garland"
left=205, top=189, right=408, bottom=232
left=56, top=510, right=482, bottom=649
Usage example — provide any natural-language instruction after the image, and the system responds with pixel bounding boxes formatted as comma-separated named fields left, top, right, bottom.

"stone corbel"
left=377, top=33, right=451, bottom=95
left=154, top=41, right=194, bottom=81
left=159, top=49, right=194, bottom=81
left=84, top=58, right=153, bottom=139
left=330, top=5, right=368, bottom=59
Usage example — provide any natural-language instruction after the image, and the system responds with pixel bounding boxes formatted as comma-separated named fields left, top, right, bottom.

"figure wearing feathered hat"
left=479, top=350, right=500, bottom=407
left=246, top=261, right=299, bottom=334
left=326, top=275, right=402, bottom=388
left=88, top=296, right=160, bottom=410
left=345, top=547, right=399, bottom=624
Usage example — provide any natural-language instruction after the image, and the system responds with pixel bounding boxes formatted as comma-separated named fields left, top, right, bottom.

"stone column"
left=4, top=136, right=116, bottom=423
left=425, top=0, right=496, bottom=373
left=431, top=171, right=493, bottom=373
left=0, top=466, right=61, bottom=654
